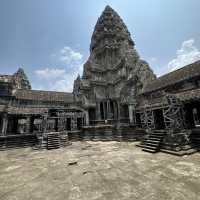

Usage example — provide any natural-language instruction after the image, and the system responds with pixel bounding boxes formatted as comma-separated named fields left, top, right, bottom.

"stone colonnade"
left=90, top=99, right=135, bottom=124
left=0, top=111, right=86, bottom=136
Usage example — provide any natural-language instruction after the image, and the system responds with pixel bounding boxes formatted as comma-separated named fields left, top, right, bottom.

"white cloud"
left=149, top=57, right=157, bottom=63
left=60, top=46, right=83, bottom=64
left=35, top=68, right=66, bottom=80
left=33, top=46, right=84, bottom=92
left=167, top=39, right=200, bottom=72
left=34, top=65, right=83, bottom=92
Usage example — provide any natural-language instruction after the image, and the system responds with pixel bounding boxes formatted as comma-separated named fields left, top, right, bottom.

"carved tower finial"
left=13, top=67, right=31, bottom=90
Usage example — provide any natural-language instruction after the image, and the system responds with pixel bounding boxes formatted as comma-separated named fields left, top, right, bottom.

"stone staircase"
left=47, top=133, right=61, bottom=150
left=0, top=135, right=38, bottom=150
left=60, top=133, right=70, bottom=147
left=138, top=130, right=166, bottom=153
left=190, top=129, right=200, bottom=151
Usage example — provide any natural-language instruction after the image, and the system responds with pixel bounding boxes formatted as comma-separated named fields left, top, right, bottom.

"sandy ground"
left=0, top=141, right=200, bottom=200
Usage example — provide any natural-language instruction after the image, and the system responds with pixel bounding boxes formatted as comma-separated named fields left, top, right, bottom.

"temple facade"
left=0, top=6, right=200, bottom=154
left=73, top=6, right=156, bottom=125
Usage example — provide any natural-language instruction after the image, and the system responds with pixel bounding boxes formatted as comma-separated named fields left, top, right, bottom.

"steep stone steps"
left=190, top=129, right=200, bottom=151
left=138, top=130, right=166, bottom=153
left=60, top=134, right=70, bottom=147
left=47, top=133, right=61, bottom=150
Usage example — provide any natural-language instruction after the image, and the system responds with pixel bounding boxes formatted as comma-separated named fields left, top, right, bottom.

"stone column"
left=2, top=114, right=8, bottom=136
left=107, top=100, right=111, bottom=119
left=129, top=105, right=134, bottom=124
left=73, top=116, right=77, bottom=131
left=85, top=111, right=89, bottom=126
left=26, top=116, right=31, bottom=134
left=103, top=102, right=106, bottom=120
left=117, top=102, right=121, bottom=121
left=96, top=102, right=101, bottom=121
left=42, top=115, right=48, bottom=133
left=113, top=102, right=117, bottom=120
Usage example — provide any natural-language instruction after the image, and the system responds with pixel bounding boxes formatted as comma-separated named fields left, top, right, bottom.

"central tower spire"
left=90, top=5, right=134, bottom=53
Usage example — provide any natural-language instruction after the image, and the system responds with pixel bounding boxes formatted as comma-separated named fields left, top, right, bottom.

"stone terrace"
left=0, top=142, right=200, bottom=200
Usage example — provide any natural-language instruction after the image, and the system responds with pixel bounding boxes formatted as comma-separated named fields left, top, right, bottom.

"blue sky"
left=0, top=0, right=200, bottom=91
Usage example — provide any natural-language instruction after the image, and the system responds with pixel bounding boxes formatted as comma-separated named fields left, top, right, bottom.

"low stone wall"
left=68, top=125, right=146, bottom=142
left=161, top=129, right=193, bottom=151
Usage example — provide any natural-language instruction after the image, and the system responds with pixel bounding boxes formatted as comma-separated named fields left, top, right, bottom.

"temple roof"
left=143, top=60, right=200, bottom=93
left=13, top=89, right=74, bottom=103
left=0, top=75, right=13, bottom=83
left=175, top=88, right=200, bottom=102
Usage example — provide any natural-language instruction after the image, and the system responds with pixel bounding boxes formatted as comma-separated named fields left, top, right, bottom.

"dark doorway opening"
left=7, top=117, right=19, bottom=135
left=153, top=109, right=165, bottom=129
left=77, top=118, right=82, bottom=130
left=55, top=118, right=58, bottom=132
left=121, top=104, right=129, bottom=118
left=66, top=118, right=71, bottom=131
left=30, top=116, right=34, bottom=133
left=100, top=103, right=104, bottom=120
left=136, top=113, right=142, bottom=127
left=184, top=101, right=200, bottom=128
left=89, top=108, right=96, bottom=123
left=0, top=116, right=2, bottom=134
left=104, top=102, right=107, bottom=119
left=110, top=100, right=114, bottom=119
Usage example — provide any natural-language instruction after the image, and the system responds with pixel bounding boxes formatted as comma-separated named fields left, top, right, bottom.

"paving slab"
left=0, top=141, right=200, bottom=200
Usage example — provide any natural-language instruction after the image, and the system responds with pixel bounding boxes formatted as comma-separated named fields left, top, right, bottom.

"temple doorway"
left=136, top=113, right=142, bottom=127
left=66, top=118, right=71, bottom=131
left=100, top=103, right=104, bottom=120
left=109, top=100, right=114, bottom=119
left=77, top=118, right=82, bottom=130
left=0, top=116, right=2, bottom=134
left=89, top=108, right=96, bottom=125
left=184, top=101, right=200, bottom=128
left=121, top=104, right=129, bottom=118
left=7, top=116, right=18, bottom=135
left=153, top=109, right=165, bottom=129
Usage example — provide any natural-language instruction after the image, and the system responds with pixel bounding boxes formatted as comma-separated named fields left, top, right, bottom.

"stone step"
left=142, top=148, right=157, bottom=153
left=140, top=144, right=158, bottom=150
left=148, top=136, right=163, bottom=140
left=154, top=130, right=167, bottom=133
left=160, top=148, right=199, bottom=156
left=143, top=139, right=161, bottom=143
left=137, top=130, right=166, bottom=153
left=47, top=133, right=61, bottom=150
left=143, top=142, right=160, bottom=147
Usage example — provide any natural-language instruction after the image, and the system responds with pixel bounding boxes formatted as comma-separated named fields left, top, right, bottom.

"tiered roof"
left=143, top=60, right=200, bottom=93
left=13, top=89, right=73, bottom=103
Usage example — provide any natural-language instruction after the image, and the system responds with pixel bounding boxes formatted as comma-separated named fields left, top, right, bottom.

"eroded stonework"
left=73, top=6, right=156, bottom=123
left=1, top=5, right=200, bottom=155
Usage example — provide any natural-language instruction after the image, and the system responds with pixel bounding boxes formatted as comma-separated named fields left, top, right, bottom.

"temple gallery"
left=0, top=6, right=200, bottom=155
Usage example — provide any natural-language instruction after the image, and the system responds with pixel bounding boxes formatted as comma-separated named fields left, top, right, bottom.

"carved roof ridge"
left=143, top=60, right=200, bottom=93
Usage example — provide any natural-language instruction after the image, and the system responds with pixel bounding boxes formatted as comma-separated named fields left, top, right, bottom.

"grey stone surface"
left=0, top=142, right=199, bottom=200
left=73, top=6, right=156, bottom=112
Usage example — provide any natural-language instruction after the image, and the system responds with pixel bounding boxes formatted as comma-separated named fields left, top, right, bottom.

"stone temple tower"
left=73, top=5, right=156, bottom=125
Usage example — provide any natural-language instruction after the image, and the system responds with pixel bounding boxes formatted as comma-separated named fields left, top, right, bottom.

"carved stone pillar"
left=2, top=114, right=8, bottom=136
left=85, top=111, right=89, bottom=126
left=96, top=102, right=101, bottom=120
left=103, top=102, right=106, bottom=120
left=26, top=116, right=31, bottom=134
left=73, top=116, right=77, bottom=130
left=42, top=114, right=48, bottom=133
left=113, top=101, right=117, bottom=120
left=129, top=105, right=134, bottom=123
left=117, top=102, right=121, bottom=121
left=107, top=100, right=111, bottom=119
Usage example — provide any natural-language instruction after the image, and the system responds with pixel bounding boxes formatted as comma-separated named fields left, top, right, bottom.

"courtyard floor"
left=0, top=141, right=200, bottom=200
